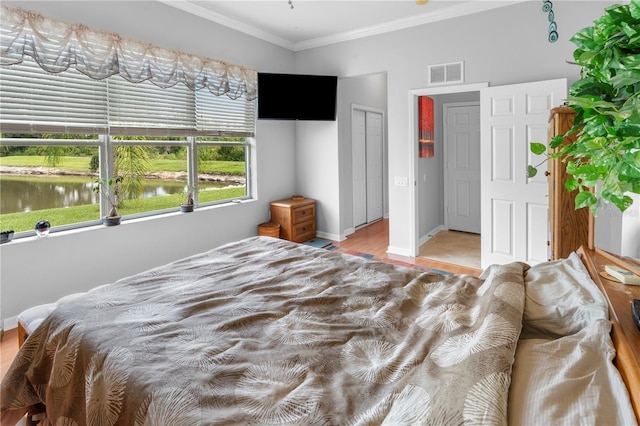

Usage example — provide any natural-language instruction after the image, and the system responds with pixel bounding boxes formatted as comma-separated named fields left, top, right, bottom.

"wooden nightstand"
left=579, top=246, right=640, bottom=415
left=270, top=198, right=316, bottom=243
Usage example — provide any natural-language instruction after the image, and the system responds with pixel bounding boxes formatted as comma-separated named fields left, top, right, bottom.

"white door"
left=366, top=111, right=383, bottom=223
left=480, top=78, right=567, bottom=268
left=352, top=109, right=367, bottom=227
left=352, top=108, right=384, bottom=228
left=445, top=103, right=480, bottom=233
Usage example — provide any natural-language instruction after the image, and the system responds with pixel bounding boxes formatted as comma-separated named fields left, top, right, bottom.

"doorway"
left=418, top=100, right=482, bottom=269
left=352, top=106, right=384, bottom=228
left=408, top=83, right=488, bottom=257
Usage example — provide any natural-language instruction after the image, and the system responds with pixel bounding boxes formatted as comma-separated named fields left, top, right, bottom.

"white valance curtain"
left=0, top=5, right=257, bottom=101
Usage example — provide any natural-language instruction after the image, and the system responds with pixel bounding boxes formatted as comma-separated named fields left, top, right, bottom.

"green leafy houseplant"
left=529, top=0, right=640, bottom=213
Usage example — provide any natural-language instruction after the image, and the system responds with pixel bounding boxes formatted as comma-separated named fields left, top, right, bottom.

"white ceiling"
left=159, top=0, right=527, bottom=51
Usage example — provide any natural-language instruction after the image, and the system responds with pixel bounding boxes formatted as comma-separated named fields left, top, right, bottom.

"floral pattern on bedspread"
left=1, top=236, right=526, bottom=425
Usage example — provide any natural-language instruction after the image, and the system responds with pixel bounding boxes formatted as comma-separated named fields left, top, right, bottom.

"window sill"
left=3, top=198, right=256, bottom=245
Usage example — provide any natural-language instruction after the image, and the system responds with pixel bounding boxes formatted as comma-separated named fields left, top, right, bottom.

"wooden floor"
left=0, top=218, right=481, bottom=384
left=1, top=328, right=18, bottom=382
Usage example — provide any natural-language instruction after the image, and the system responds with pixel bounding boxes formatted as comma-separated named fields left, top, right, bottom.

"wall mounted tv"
left=257, top=72, right=338, bottom=121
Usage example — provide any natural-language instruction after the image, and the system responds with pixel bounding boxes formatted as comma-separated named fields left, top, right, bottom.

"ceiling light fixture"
left=416, top=0, right=429, bottom=4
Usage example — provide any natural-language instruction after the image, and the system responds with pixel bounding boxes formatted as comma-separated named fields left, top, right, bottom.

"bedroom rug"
left=304, top=238, right=333, bottom=248
left=325, top=245, right=451, bottom=275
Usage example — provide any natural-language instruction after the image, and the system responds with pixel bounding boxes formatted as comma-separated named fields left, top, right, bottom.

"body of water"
left=0, top=175, right=229, bottom=214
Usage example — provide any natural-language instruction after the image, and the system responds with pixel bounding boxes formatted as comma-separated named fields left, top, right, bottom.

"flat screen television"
left=257, top=73, right=337, bottom=121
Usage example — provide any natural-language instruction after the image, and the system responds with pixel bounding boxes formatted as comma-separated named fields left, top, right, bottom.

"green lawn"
left=0, top=186, right=246, bottom=233
left=0, top=156, right=246, bottom=176
left=0, top=156, right=94, bottom=173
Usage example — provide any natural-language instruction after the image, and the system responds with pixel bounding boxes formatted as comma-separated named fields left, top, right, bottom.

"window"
left=196, top=139, right=249, bottom=204
left=0, top=141, right=101, bottom=232
left=108, top=139, right=192, bottom=218
left=0, top=56, right=255, bottom=236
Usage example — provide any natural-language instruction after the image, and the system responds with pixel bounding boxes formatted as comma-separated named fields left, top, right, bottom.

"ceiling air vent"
left=428, top=61, right=464, bottom=85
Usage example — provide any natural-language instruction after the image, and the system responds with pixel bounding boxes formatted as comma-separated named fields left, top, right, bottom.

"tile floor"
left=419, top=230, right=481, bottom=270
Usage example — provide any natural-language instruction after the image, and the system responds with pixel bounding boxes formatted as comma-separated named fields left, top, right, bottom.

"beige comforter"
left=1, top=236, right=526, bottom=425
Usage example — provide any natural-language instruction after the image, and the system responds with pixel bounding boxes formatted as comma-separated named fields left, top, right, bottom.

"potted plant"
left=180, top=185, right=195, bottom=213
left=529, top=0, right=640, bottom=214
left=93, top=175, right=123, bottom=226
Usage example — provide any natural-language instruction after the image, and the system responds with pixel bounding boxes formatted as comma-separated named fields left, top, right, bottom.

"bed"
left=1, top=236, right=638, bottom=425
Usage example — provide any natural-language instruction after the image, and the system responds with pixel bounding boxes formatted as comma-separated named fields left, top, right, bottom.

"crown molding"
left=156, top=0, right=296, bottom=51
left=159, top=0, right=529, bottom=52
left=293, top=0, right=528, bottom=51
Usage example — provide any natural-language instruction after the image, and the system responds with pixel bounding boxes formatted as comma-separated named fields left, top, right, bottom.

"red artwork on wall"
left=418, top=96, right=434, bottom=158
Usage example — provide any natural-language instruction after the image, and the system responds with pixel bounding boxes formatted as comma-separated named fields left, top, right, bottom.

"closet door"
left=352, top=108, right=384, bottom=228
left=352, top=109, right=367, bottom=228
left=366, top=111, right=383, bottom=223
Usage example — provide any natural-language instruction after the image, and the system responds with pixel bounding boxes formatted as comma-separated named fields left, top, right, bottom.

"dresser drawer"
left=269, top=198, right=316, bottom=243
left=292, top=205, right=315, bottom=224
left=292, top=220, right=316, bottom=242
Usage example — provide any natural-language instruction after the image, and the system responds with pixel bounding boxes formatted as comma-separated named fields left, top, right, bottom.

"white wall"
left=0, top=1, right=298, bottom=327
left=294, top=1, right=620, bottom=254
left=295, top=121, right=341, bottom=239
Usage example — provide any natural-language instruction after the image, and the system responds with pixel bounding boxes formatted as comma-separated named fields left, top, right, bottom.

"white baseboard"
left=3, top=315, right=17, bottom=331
left=420, top=225, right=445, bottom=246
left=388, top=225, right=445, bottom=258
left=315, top=231, right=344, bottom=242
left=387, top=245, right=413, bottom=257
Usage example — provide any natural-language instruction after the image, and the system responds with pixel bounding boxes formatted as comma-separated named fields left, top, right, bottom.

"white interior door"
left=480, top=78, right=567, bottom=268
left=366, top=111, right=383, bottom=223
left=445, top=103, right=480, bottom=233
left=352, top=109, right=367, bottom=228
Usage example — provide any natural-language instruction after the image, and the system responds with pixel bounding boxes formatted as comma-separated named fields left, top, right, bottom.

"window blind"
left=107, top=76, right=197, bottom=137
left=196, top=90, right=256, bottom=137
left=1, top=59, right=256, bottom=137
left=0, top=58, right=108, bottom=134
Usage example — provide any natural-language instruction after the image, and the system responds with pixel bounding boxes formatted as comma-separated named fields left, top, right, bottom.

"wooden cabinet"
left=270, top=198, right=316, bottom=243
left=547, top=106, right=592, bottom=260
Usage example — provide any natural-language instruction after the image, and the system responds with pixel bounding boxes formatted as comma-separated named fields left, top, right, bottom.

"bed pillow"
left=509, top=320, right=636, bottom=426
left=521, top=252, right=608, bottom=339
